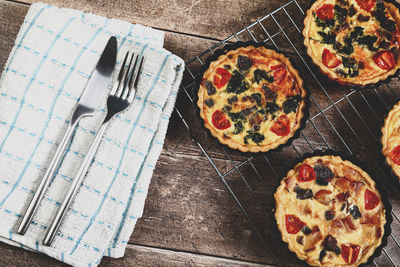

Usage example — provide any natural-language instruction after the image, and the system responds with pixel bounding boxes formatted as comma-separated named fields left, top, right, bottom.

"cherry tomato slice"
left=212, top=110, right=231, bottom=130
left=356, top=0, right=376, bottom=12
left=316, top=4, right=334, bottom=20
left=341, top=244, right=361, bottom=264
left=373, top=50, right=396, bottom=70
left=285, top=214, right=305, bottom=234
left=389, top=145, right=400, bottom=165
left=213, top=68, right=231, bottom=89
left=271, top=64, right=288, bottom=84
left=270, top=114, right=290, bottom=136
left=298, top=164, right=316, bottom=182
left=322, top=49, right=341, bottom=69
left=364, top=189, right=379, bottom=210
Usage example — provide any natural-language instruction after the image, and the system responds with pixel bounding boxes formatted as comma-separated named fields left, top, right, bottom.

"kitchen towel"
left=0, top=2, right=184, bottom=266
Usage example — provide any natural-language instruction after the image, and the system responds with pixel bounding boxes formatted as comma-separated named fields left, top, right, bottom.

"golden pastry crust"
left=274, top=155, right=386, bottom=266
left=381, top=101, right=400, bottom=179
left=303, top=0, right=400, bottom=86
left=197, top=46, right=307, bottom=152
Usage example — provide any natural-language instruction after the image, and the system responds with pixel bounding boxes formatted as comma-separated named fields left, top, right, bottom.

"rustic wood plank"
left=0, top=241, right=271, bottom=266
left=1, top=1, right=400, bottom=267
left=17, top=0, right=299, bottom=41
left=103, top=244, right=271, bottom=266
left=0, top=1, right=275, bottom=264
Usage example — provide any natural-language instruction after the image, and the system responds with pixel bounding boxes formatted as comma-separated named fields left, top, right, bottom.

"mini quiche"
left=381, top=101, right=400, bottom=179
left=197, top=46, right=306, bottom=152
left=303, top=0, right=400, bottom=86
left=275, top=155, right=386, bottom=266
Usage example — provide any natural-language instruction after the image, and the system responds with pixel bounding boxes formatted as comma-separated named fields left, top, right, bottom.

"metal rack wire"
left=174, top=0, right=400, bottom=266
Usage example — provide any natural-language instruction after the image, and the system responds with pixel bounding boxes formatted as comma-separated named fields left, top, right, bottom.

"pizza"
left=274, top=155, right=386, bottom=266
left=303, top=0, right=400, bottom=86
left=197, top=46, right=307, bottom=152
left=381, top=101, right=400, bottom=179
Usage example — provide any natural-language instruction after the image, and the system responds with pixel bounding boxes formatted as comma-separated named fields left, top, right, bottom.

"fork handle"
left=17, top=120, right=79, bottom=235
left=43, top=121, right=108, bottom=246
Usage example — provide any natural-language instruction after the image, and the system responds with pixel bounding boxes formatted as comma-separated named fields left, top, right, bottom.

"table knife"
left=17, top=36, right=117, bottom=235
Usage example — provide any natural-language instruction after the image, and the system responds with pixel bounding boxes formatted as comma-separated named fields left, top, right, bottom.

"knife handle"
left=43, top=121, right=108, bottom=246
left=17, top=120, right=79, bottom=235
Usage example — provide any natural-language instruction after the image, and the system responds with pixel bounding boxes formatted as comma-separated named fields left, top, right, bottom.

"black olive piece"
left=357, top=14, right=370, bottom=22
left=205, top=99, right=214, bottom=108
left=381, top=30, right=393, bottom=41
left=379, top=40, right=390, bottom=49
left=337, top=0, right=348, bottom=6
left=251, top=93, right=262, bottom=106
left=296, top=236, right=304, bottom=245
left=223, top=105, right=232, bottom=112
left=314, top=163, right=334, bottom=185
left=204, top=80, right=216, bottom=95
left=341, top=203, right=346, bottom=211
left=302, top=226, right=312, bottom=235
left=242, top=107, right=252, bottom=116
left=358, top=60, right=365, bottom=69
left=349, top=205, right=361, bottom=220
left=294, top=185, right=314, bottom=200
left=390, top=47, right=399, bottom=58
left=334, top=41, right=344, bottom=51
left=319, top=249, right=327, bottom=262
left=253, top=124, right=260, bottom=131
left=227, top=96, right=238, bottom=104
left=322, top=235, right=341, bottom=255
left=262, top=84, right=277, bottom=100
left=224, top=64, right=231, bottom=70
left=349, top=5, right=356, bottom=17
left=325, top=210, right=335, bottom=221
left=237, top=55, right=253, bottom=72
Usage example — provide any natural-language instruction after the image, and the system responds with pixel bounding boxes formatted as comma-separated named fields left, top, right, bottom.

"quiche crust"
left=381, top=101, right=400, bottom=179
left=197, top=45, right=307, bottom=152
left=274, top=155, right=386, bottom=266
left=303, top=0, right=400, bottom=86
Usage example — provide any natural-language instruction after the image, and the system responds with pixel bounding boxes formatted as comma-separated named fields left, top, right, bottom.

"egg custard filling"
left=303, top=0, right=400, bottom=85
left=382, top=101, right=400, bottom=179
left=197, top=46, right=307, bottom=152
left=274, top=156, right=386, bottom=266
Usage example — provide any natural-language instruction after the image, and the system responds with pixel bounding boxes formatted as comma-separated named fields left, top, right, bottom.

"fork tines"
left=110, top=51, right=144, bottom=102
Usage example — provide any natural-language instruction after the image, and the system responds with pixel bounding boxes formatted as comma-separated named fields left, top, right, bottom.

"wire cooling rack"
left=173, top=0, right=400, bottom=266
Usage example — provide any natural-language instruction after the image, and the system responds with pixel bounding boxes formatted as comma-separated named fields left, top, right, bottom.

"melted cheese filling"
left=306, top=0, right=400, bottom=81
left=201, top=48, right=305, bottom=147
left=382, top=102, right=400, bottom=176
left=275, top=156, right=385, bottom=266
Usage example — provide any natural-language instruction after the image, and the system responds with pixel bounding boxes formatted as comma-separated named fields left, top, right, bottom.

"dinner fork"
left=43, top=51, right=144, bottom=246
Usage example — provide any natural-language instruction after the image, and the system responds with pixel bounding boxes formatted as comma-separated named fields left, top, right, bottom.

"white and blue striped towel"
left=0, top=2, right=184, bottom=266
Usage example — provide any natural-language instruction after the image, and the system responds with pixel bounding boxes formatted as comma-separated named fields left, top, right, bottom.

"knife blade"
left=17, top=36, right=117, bottom=235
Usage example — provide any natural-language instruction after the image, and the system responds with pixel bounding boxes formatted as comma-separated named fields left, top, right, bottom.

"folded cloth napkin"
left=0, top=2, right=184, bottom=266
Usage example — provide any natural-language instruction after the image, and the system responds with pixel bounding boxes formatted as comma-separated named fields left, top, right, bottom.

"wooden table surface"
left=1, top=0, right=400, bottom=266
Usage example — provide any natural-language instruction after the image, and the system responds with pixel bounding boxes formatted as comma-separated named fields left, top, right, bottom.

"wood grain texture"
left=0, top=241, right=271, bottom=266
left=0, top=0, right=275, bottom=265
left=1, top=0, right=400, bottom=266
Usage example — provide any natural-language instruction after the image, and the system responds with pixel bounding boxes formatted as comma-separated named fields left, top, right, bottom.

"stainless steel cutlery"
left=17, top=36, right=118, bottom=236
left=16, top=37, right=144, bottom=246
left=43, top=51, right=144, bottom=246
